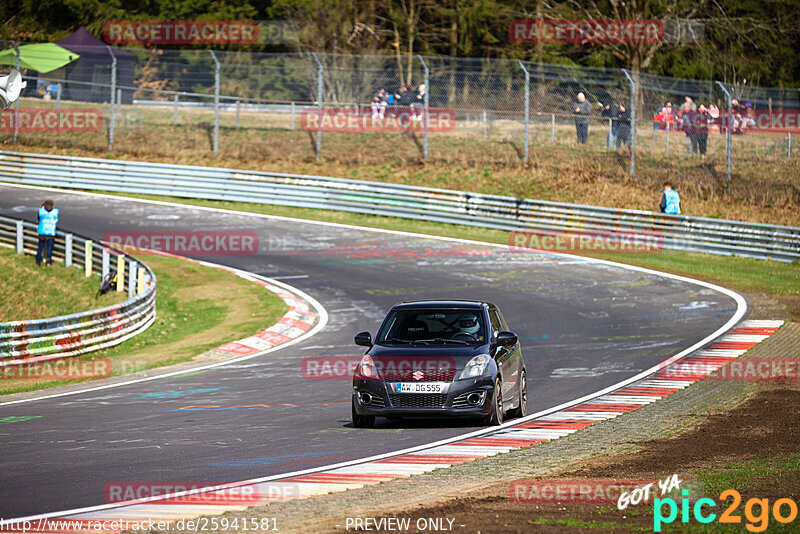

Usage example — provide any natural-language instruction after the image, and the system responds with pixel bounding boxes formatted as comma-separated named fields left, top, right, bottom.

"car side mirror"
left=354, top=331, right=372, bottom=347
left=496, top=331, right=517, bottom=347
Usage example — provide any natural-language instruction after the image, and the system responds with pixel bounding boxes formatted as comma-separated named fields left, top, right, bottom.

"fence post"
left=312, top=52, right=323, bottom=160
left=551, top=114, right=555, bottom=143
left=12, top=41, right=20, bottom=144
left=622, top=69, right=636, bottom=177
left=607, top=118, right=612, bottom=149
left=85, top=240, right=93, bottom=277
left=209, top=51, right=220, bottom=156
left=116, top=88, right=122, bottom=119
left=235, top=99, right=240, bottom=129
left=65, top=233, right=73, bottom=267
left=107, top=46, right=117, bottom=152
left=716, top=81, right=733, bottom=193
left=418, top=55, right=430, bottom=160
left=291, top=102, right=296, bottom=130
left=788, top=132, right=792, bottom=158
left=518, top=61, right=530, bottom=164
left=15, top=220, right=23, bottom=253
left=128, top=261, right=137, bottom=298
left=56, top=84, right=62, bottom=110
left=102, top=246, right=110, bottom=278
left=483, top=110, right=487, bottom=139
left=173, top=94, right=179, bottom=125
left=117, top=255, right=125, bottom=292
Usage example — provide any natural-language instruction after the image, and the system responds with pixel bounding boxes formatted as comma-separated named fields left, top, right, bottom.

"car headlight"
left=458, top=354, right=490, bottom=379
left=356, top=355, right=380, bottom=379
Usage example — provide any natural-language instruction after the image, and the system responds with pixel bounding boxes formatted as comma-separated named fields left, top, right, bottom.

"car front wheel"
left=508, top=370, right=527, bottom=419
left=352, top=397, right=375, bottom=428
left=483, top=378, right=504, bottom=426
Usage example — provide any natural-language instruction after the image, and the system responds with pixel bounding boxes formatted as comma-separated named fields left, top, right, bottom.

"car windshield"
left=376, top=308, right=487, bottom=344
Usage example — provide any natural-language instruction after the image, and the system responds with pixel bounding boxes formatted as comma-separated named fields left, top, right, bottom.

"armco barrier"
left=0, top=214, right=156, bottom=364
left=0, top=151, right=798, bottom=261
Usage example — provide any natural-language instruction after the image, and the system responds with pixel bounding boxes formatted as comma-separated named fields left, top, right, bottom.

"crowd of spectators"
left=371, top=84, right=426, bottom=121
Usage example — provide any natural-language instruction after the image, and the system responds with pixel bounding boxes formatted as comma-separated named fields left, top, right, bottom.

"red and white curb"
left=1, top=319, right=782, bottom=533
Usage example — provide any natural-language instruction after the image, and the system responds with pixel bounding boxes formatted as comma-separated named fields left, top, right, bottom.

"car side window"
left=489, top=309, right=502, bottom=337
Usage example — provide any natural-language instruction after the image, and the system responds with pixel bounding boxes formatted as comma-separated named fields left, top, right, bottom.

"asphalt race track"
left=0, top=184, right=744, bottom=518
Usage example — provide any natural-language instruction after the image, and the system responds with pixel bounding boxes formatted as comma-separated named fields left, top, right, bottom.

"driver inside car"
left=455, top=313, right=480, bottom=340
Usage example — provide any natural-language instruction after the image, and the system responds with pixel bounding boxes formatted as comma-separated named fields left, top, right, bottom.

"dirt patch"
left=348, top=385, right=800, bottom=533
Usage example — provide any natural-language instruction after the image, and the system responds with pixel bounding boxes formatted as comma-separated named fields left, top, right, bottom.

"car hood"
left=368, top=343, right=488, bottom=365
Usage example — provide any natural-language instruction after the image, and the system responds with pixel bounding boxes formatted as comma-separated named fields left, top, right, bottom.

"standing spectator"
left=615, top=103, right=631, bottom=150
left=696, top=105, right=709, bottom=157
left=573, top=92, right=591, bottom=144
left=684, top=96, right=697, bottom=111
left=680, top=103, right=698, bottom=155
left=655, top=101, right=676, bottom=131
left=708, top=103, right=720, bottom=133
left=600, top=101, right=618, bottom=148
left=36, top=199, right=59, bottom=266
left=659, top=182, right=681, bottom=214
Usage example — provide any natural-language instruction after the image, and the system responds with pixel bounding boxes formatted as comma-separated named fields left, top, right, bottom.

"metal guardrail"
left=0, top=214, right=156, bottom=363
left=0, top=151, right=798, bottom=262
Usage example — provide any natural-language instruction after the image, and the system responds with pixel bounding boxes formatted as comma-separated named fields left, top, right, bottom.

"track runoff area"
left=0, top=183, right=757, bottom=532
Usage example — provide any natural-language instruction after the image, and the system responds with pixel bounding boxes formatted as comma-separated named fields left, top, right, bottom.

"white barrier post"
left=128, top=261, right=138, bottom=298
left=117, top=255, right=125, bottom=292
left=65, top=233, right=73, bottom=267
left=173, top=95, right=179, bottom=125
left=102, top=247, right=110, bottom=278
left=84, top=240, right=93, bottom=277
left=15, top=220, right=23, bottom=254
left=137, top=268, right=145, bottom=295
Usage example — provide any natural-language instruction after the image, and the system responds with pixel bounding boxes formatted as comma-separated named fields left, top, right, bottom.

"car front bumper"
left=352, top=375, right=495, bottom=418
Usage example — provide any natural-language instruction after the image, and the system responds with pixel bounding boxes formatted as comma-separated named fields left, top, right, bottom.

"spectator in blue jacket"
left=36, top=199, right=59, bottom=266
left=659, top=182, right=681, bottom=214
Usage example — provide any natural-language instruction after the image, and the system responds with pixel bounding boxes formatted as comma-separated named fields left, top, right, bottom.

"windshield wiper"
left=379, top=338, right=428, bottom=345
left=417, top=338, right=469, bottom=345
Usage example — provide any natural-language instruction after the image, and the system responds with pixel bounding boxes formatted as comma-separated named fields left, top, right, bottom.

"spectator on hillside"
left=600, top=102, right=618, bottom=148
left=412, top=83, right=426, bottom=123
left=680, top=103, right=698, bottom=155
left=616, top=103, right=631, bottom=150
left=684, top=96, right=697, bottom=111
left=573, top=92, right=591, bottom=144
left=696, top=105, right=709, bottom=157
left=36, top=199, right=59, bottom=266
left=371, top=88, right=387, bottom=119
left=660, top=182, right=681, bottom=214
left=654, top=101, right=677, bottom=131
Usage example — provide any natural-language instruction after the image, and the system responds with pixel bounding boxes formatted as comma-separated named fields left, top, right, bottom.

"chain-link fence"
left=2, top=40, right=798, bottom=182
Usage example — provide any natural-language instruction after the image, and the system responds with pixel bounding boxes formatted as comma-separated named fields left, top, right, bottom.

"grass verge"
left=0, top=251, right=288, bottom=396
left=0, top=245, right=126, bottom=321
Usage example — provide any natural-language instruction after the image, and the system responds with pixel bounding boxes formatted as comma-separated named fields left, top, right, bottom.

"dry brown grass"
left=3, top=99, right=798, bottom=227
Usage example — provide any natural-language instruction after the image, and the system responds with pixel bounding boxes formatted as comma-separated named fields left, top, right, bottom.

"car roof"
left=390, top=300, right=492, bottom=310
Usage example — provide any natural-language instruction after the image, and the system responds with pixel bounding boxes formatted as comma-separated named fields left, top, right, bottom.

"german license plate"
left=394, top=382, right=449, bottom=394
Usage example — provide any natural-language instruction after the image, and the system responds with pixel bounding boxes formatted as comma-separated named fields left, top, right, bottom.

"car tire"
left=483, top=378, right=504, bottom=426
left=352, top=397, right=375, bottom=428
left=508, top=370, right=527, bottom=419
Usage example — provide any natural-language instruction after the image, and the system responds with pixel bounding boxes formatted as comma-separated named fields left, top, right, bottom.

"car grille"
left=389, top=394, right=447, bottom=409
left=382, top=369, right=456, bottom=382
left=366, top=395, right=386, bottom=408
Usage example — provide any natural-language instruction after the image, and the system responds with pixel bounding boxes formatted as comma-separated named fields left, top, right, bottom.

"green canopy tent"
left=0, top=43, right=79, bottom=73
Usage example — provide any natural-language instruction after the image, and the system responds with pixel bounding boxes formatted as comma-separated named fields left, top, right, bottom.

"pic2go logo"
left=654, top=489, right=798, bottom=532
